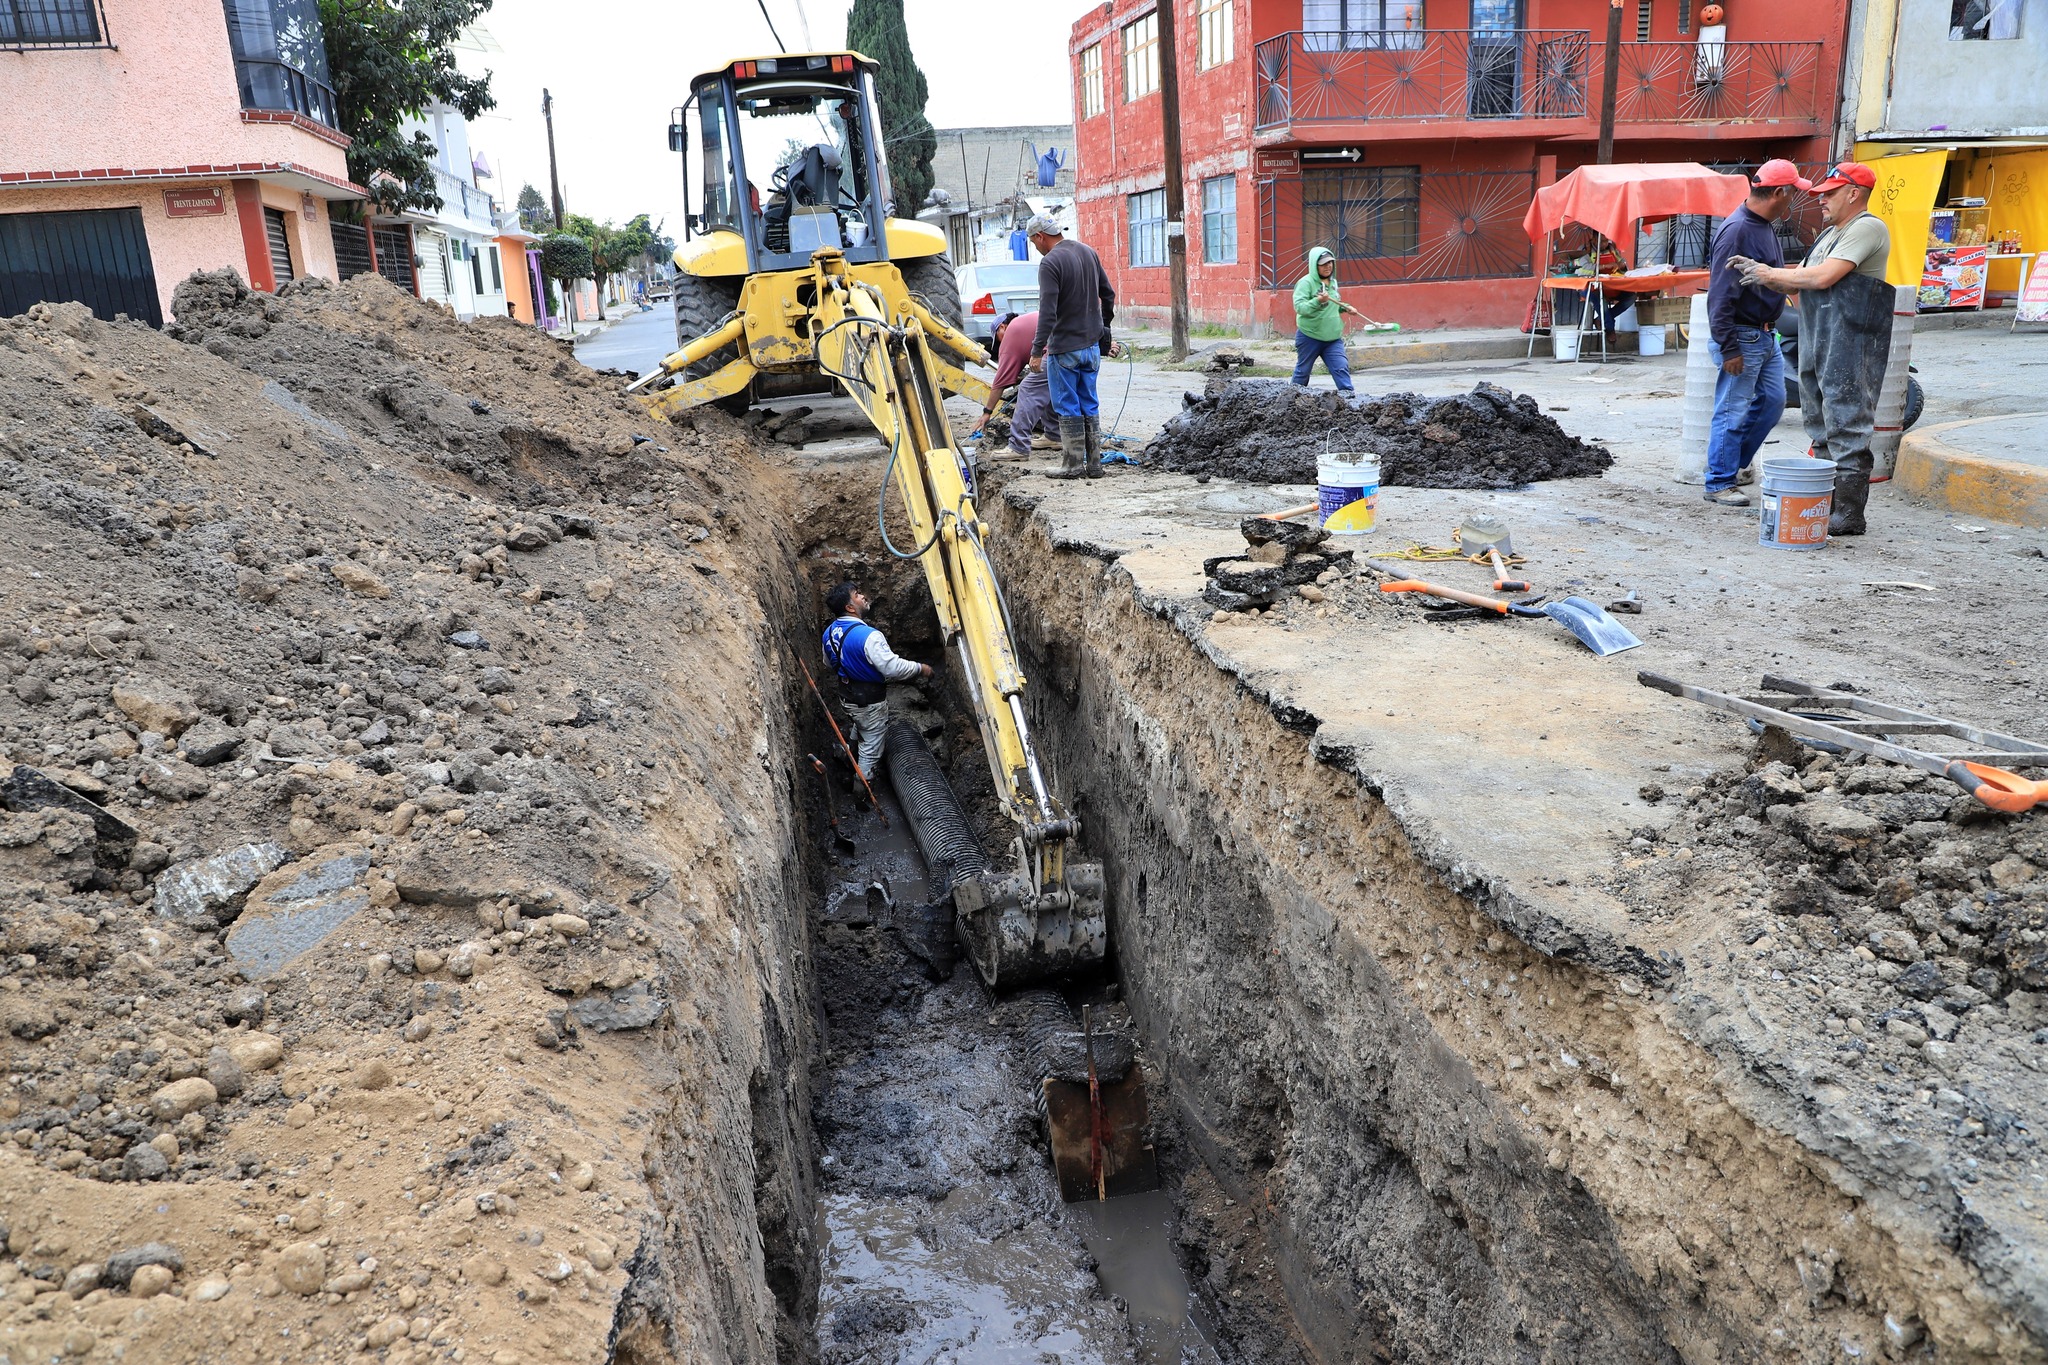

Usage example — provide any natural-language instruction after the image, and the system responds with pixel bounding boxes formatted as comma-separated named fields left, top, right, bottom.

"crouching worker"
left=821, top=581, right=932, bottom=782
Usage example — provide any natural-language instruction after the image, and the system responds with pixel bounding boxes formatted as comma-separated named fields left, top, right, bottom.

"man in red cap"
left=1699, top=159, right=1808, bottom=508
left=1732, top=162, right=1893, bottom=535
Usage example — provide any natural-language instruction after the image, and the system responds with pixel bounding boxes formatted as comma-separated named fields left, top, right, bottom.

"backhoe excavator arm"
left=630, top=250, right=1101, bottom=987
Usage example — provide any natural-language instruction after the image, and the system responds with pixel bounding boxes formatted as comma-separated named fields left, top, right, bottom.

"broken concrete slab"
left=223, top=844, right=373, bottom=978
left=155, top=842, right=291, bottom=926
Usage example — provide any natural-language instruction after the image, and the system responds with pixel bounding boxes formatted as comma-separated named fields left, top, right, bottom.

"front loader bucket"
left=953, top=861, right=1107, bottom=991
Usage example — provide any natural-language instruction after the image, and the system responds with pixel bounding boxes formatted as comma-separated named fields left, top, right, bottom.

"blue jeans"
left=1291, top=332, right=1354, bottom=393
left=1706, top=327, right=1785, bottom=491
left=1046, top=347, right=1101, bottom=420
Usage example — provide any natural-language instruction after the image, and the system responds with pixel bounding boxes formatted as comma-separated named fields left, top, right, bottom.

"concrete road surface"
left=575, top=301, right=676, bottom=378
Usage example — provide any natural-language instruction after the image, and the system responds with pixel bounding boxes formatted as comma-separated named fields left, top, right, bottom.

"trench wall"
left=985, top=492, right=2025, bottom=1363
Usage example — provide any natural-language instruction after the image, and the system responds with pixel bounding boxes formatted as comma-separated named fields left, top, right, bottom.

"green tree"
left=319, top=0, right=496, bottom=213
left=516, top=183, right=554, bottom=233
left=539, top=233, right=593, bottom=320
left=846, top=0, right=936, bottom=215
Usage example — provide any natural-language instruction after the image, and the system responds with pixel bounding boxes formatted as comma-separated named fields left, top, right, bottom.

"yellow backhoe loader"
left=628, top=52, right=1105, bottom=992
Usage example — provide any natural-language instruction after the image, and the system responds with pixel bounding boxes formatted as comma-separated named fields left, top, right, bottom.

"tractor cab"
left=672, top=53, right=896, bottom=274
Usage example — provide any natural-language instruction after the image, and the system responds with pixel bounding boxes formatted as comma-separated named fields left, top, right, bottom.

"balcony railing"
left=1612, top=41, right=1824, bottom=123
left=1254, top=30, right=1590, bottom=129
left=431, top=168, right=500, bottom=232
left=234, top=57, right=338, bottom=129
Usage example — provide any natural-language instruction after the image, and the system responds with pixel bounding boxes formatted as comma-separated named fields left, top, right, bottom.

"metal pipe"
left=1009, top=694, right=1053, bottom=815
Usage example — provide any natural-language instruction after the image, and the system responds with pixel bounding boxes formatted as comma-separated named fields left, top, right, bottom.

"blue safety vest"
left=822, top=617, right=886, bottom=687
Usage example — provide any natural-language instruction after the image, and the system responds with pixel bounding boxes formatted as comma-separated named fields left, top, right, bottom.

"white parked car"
left=955, top=260, right=1041, bottom=342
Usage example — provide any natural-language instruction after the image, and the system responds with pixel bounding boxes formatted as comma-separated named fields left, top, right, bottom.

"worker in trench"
left=821, top=581, right=932, bottom=789
left=1729, top=162, right=1894, bottom=536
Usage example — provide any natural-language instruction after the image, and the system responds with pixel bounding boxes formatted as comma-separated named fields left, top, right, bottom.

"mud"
left=1145, top=378, right=1614, bottom=489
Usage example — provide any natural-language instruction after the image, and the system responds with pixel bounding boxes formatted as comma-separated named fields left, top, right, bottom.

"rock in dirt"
left=102, top=1244, right=183, bottom=1288
left=154, top=842, right=290, bottom=925
left=274, top=1241, right=325, bottom=1295
left=1145, top=378, right=1613, bottom=488
left=178, top=717, right=244, bottom=767
left=570, top=981, right=666, bottom=1033
left=224, top=845, right=372, bottom=977
left=112, top=677, right=201, bottom=737
left=0, top=808, right=100, bottom=888
left=151, top=1077, right=218, bottom=1120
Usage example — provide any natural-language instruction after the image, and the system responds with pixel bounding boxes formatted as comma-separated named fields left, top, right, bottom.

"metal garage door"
left=263, top=208, right=295, bottom=283
left=415, top=230, right=450, bottom=304
left=0, top=207, right=163, bottom=327
left=371, top=226, right=414, bottom=293
left=331, top=220, right=373, bottom=281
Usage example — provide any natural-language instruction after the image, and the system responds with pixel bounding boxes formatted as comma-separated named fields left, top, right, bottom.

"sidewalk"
left=1896, top=411, right=2048, bottom=528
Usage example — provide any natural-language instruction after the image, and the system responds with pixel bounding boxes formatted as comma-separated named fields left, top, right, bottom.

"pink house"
left=0, top=0, right=375, bottom=326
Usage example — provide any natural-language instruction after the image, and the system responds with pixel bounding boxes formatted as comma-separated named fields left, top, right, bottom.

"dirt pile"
left=1144, top=378, right=1614, bottom=488
left=0, top=277, right=822, bottom=1365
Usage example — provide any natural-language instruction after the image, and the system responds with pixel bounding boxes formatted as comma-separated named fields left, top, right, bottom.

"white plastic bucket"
left=1552, top=329, right=1581, bottom=362
left=1758, top=457, right=1836, bottom=550
left=1638, top=324, right=1667, bottom=356
left=1672, top=293, right=1715, bottom=484
left=1317, top=452, right=1380, bottom=534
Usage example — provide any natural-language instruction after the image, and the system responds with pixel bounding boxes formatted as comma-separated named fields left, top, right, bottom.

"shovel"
left=1379, top=581, right=1642, bottom=656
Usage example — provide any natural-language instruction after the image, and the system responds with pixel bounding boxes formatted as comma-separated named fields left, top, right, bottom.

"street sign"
left=1302, top=147, right=1365, bottom=163
left=1254, top=149, right=1299, bottom=176
left=163, top=186, right=226, bottom=218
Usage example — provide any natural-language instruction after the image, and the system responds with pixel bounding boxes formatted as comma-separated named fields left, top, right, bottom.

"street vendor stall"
left=1522, top=162, right=1750, bottom=362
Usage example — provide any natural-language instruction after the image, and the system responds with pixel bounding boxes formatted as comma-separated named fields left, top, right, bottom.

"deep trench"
left=726, top=451, right=1709, bottom=1365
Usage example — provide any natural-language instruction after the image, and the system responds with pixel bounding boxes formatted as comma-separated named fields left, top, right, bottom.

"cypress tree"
left=846, top=0, right=937, bottom=217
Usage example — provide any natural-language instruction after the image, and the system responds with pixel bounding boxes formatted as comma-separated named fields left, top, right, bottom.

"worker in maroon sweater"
left=971, top=311, right=1054, bottom=456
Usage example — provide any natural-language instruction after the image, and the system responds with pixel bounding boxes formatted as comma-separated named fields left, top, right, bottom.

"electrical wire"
left=754, top=0, right=786, bottom=48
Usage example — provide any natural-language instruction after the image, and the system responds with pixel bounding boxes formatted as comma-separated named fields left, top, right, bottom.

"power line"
left=755, top=0, right=786, bottom=48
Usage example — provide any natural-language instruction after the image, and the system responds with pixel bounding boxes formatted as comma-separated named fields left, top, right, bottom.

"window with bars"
left=1202, top=176, right=1238, bottom=264
left=1302, top=0, right=1423, bottom=51
left=1198, top=0, right=1232, bottom=69
left=1079, top=41, right=1104, bottom=116
left=1636, top=0, right=1652, bottom=40
left=1129, top=188, right=1167, bottom=266
left=1304, top=167, right=1421, bottom=260
left=1123, top=11, right=1159, bottom=100
left=0, top=0, right=104, bottom=45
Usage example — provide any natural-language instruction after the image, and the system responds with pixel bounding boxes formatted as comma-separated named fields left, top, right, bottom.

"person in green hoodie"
left=1291, top=247, right=1363, bottom=396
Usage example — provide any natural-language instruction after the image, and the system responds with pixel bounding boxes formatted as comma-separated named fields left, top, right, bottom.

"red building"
left=1068, top=0, right=1850, bottom=332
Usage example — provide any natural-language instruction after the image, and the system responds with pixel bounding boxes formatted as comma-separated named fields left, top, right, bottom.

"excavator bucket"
left=952, top=861, right=1107, bottom=991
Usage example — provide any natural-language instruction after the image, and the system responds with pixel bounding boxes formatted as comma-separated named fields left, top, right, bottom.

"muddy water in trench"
left=809, top=787, right=1219, bottom=1364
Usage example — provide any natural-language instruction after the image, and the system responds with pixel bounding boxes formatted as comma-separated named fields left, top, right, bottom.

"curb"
left=1893, top=412, right=2048, bottom=529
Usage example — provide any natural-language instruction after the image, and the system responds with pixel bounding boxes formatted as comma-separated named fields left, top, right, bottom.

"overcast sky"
left=463, top=0, right=1078, bottom=234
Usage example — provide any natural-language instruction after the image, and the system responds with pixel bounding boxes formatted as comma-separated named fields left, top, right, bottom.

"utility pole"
left=542, top=88, right=574, bottom=325
left=1596, top=0, right=1623, bottom=165
left=1156, top=0, right=1191, bottom=361
left=543, top=89, right=565, bottom=227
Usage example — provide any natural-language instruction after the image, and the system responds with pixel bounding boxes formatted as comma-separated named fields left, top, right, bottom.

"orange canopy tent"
left=1523, top=162, right=1751, bottom=266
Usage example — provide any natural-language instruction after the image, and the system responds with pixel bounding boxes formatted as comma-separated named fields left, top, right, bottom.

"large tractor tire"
left=669, top=273, right=747, bottom=414
left=899, top=254, right=965, bottom=334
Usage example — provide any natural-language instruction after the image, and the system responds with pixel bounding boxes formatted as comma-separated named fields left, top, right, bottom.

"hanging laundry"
left=1030, top=143, right=1066, bottom=189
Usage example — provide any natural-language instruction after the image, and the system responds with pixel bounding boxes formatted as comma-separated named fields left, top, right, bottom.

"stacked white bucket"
left=1870, top=283, right=1919, bottom=481
left=1672, top=292, right=1716, bottom=483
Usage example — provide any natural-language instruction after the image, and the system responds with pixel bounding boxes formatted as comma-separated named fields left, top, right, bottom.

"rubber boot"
left=1083, top=417, right=1103, bottom=479
left=1045, top=417, right=1087, bottom=480
left=1829, top=460, right=1871, bottom=537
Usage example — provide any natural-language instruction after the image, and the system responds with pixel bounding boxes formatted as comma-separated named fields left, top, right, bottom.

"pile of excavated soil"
left=1144, top=378, right=1614, bottom=488
left=0, top=276, right=825, bottom=1365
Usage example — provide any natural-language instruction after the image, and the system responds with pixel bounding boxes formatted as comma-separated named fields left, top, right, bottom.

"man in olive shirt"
left=1733, top=162, right=1893, bottom=535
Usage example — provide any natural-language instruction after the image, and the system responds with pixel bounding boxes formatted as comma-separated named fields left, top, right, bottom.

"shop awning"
left=1523, top=163, right=1751, bottom=266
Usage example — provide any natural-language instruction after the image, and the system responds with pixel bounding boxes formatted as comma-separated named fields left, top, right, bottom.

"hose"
left=877, top=424, right=945, bottom=561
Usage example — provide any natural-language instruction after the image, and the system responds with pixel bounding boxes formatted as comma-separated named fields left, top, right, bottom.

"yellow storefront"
left=1856, top=143, right=2048, bottom=309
